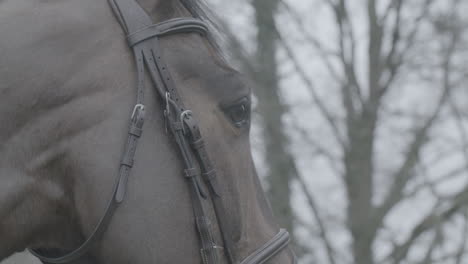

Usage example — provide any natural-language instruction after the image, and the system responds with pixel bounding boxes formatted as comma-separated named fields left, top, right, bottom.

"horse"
left=0, top=0, right=296, bottom=263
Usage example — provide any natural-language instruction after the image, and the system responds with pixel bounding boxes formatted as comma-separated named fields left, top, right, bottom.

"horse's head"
left=0, top=0, right=295, bottom=263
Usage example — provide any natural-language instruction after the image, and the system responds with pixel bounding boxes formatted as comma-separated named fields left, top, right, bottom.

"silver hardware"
left=200, top=244, right=224, bottom=253
left=165, top=92, right=171, bottom=116
left=164, top=93, right=171, bottom=133
left=180, top=110, right=193, bottom=135
left=131, top=104, right=145, bottom=119
left=180, top=110, right=193, bottom=121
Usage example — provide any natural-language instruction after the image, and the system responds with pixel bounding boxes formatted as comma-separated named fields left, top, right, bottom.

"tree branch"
left=325, top=0, right=362, bottom=116
left=296, top=172, right=338, bottom=264
left=275, top=29, right=347, bottom=148
left=279, top=0, right=342, bottom=82
left=388, top=185, right=468, bottom=263
left=374, top=17, right=458, bottom=228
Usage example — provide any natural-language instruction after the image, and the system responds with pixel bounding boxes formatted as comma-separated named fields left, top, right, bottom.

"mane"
left=178, top=0, right=225, bottom=59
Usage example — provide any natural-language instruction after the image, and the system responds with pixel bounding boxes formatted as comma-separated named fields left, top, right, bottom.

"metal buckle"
left=164, top=92, right=171, bottom=116
left=180, top=110, right=193, bottom=135
left=180, top=110, right=193, bottom=121
left=200, top=244, right=224, bottom=256
left=200, top=245, right=224, bottom=251
left=131, top=104, right=145, bottom=119
left=164, top=92, right=172, bottom=133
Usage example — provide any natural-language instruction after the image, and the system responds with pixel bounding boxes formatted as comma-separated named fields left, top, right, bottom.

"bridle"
left=29, top=0, right=293, bottom=263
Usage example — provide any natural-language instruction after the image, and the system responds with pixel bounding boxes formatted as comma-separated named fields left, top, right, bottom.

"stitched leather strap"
left=127, top=17, right=208, bottom=47
left=182, top=114, right=236, bottom=263
left=29, top=106, right=146, bottom=264
left=30, top=0, right=293, bottom=263
left=109, top=0, right=221, bottom=263
left=240, top=229, right=291, bottom=264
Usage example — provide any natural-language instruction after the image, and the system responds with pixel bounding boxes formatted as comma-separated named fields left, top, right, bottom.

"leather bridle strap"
left=29, top=41, right=147, bottom=264
left=240, top=229, right=291, bottom=264
left=126, top=18, right=209, bottom=47
left=109, top=0, right=223, bottom=263
left=183, top=114, right=236, bottom=262
left=29, top=0, right=293, bottom=263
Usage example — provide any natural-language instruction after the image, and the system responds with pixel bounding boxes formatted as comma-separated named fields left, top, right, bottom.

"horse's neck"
left=0, top=169, right=60, bottom=258
left=0, top=0, right=190, bottom=260
left=0, top=169, right=30, bottom=258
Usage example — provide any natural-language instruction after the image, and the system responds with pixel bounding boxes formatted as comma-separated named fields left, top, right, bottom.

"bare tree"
left=213, top=0, right=468, bottom=263
left=251, top=0, right=297, bottom=239
left=213, top=0, right=299, bottom=240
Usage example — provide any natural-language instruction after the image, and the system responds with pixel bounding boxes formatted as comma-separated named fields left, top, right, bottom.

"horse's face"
left=0, top=0, right=294, bottom=263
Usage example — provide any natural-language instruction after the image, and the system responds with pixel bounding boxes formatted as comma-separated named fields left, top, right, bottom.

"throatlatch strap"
left=29, top=95, right=146, bottom=264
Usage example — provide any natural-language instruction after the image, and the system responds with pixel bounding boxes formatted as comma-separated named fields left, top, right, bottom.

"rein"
left=29, top=0, right=292, bottom=263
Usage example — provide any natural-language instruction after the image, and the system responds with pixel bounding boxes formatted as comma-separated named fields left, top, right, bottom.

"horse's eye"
left=223, top=97, right=251, bottom=128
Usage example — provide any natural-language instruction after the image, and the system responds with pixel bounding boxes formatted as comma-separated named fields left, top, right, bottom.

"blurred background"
left=4, top=0, right=468, bottom=263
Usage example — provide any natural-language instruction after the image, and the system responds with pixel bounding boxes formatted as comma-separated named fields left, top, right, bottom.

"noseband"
left=29, top=0, right=292, bottom=263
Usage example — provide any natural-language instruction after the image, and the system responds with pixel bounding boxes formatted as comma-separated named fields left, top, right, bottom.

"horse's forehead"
left=0, top=0, right=246, bottom=96
left=157, top=37, right=250, bottom=104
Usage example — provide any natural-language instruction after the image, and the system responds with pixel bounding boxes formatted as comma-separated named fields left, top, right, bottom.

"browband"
left=127, top=17, right=209, bottom=47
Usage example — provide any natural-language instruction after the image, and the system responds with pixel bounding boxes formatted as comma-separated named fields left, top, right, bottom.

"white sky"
left=209, top=0, right=468, bottom=263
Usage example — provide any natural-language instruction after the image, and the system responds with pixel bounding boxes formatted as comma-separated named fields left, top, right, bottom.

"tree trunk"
left=252, top=0, right=296, bottom=237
